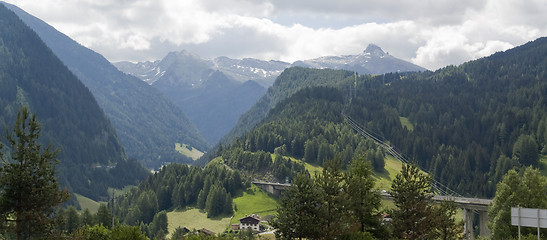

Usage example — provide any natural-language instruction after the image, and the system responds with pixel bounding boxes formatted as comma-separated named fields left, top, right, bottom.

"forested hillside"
left=345, top=37, right=547, bottom=197
left=211, top=68, right=356, bottom=161
left=4, top=3, right=210, bottom=168
left=216, top=85, right=388, bottom=183
left=0, top=4, right=148, bottom=200
left=212, top=37, right=547, bottom=197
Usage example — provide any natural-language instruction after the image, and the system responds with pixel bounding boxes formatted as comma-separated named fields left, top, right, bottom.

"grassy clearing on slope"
left=271, top=154, right=323, bottom=178
left=372, top=155, right=403, bottom=191
left=175, top=143, right=204, bottom=160
left=399, top=116, right=414, bottom=131
left=167, top=208, right=231, bottom=238
left=539, top=154, right=547, bottom=176
left=231, top=185, right=279, bottom=225
left=74, top=193, right=105, bottom=213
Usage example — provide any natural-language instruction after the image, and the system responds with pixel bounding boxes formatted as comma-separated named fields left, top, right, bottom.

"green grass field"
left=74, top=193, right=106, bottom=213
left=399, top=116, right=414, bottom=131
left=231, top=185, right=279, bottom=225
left=165, top=185, right=278, bottom=237
left=372, top=155, right=403, bottom=191
left=166, top=208, right=231, bottom=238
left=175, top=143, right=204, bottom=160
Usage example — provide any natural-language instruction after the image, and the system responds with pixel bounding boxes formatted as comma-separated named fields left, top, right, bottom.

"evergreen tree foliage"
left=273, top=157, right=383, bottom=239
left=215, top=37, right=547, bottom=198
left=148, top=211, right=168, bottom=239
left=512, top=134, right=539, bottom=166
left=390, top=164, right=463, bottom=240
left=488, top=167, right=547, bottom=239
left=218, top=86, right=385, bottom=182
left=344, top=154, right=382, bottom=234
left=390, top=164, right=435, bottom=239
left=81, top=208, right=95, bottom=226
left=114, top=163, right=244, bottom=225
left=65, top=206, right=81, bottom=234
left=433, top=201, right=464, bottom=240
left=272, top=173, right=323, bottom=240
left=0, top=107, right=69, bottom=239
left=96, top=204, right=113, bottom=229
left=316, top=157, right=348, bottom=237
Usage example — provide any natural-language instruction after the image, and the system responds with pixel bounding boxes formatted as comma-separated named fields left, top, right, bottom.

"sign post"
left=511, top=207, right=547, bottom=240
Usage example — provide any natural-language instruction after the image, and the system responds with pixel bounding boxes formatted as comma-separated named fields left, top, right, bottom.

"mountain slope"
left=0, top=4, right=148, bottom=200
left=116, top=51, right=267, bottom=145
left=4, top=3, right=210, bottom=168
left=213, top=37, right=547, bottom=198
left=214, top=67, right=354, bottom=151
left=216, top=47, right=425, bottom=149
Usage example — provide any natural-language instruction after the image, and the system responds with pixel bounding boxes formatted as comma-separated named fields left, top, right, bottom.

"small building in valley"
left=239, top=214, right=261, bottom=232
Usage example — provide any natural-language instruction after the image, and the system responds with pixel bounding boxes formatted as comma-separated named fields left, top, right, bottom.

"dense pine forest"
left=345, top=37, right=547, bottom=197
left=214, top=37, right=547, bottom=198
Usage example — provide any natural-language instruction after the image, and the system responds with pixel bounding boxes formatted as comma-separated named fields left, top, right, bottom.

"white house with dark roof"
left=239, top=214, right=261, bottom=231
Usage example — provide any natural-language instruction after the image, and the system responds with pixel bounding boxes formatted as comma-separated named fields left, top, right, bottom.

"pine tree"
left=344, top=154, right=381, bottom=234
left=96, top=204, right=112, bottom=228
left=81, top=208, right=95, bottom=226
left=390, top=164, right=435, bottom=239
left=65, top=206, right=81, bottom=234
left=316, top=157, right=347, bottom=237
left=0, top=107, right=69, bottom=239
left=272, top=173, right=322, bottom=240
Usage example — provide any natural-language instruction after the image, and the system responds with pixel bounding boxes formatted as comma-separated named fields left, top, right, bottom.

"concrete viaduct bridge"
left=253, top=181, right=492, bottom=239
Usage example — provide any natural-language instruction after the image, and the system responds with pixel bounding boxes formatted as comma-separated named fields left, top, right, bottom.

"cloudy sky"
left=5, top=0, right=546, bottom=70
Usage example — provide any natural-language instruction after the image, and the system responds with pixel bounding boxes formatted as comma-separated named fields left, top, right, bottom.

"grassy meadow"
left=166, top=208, right=231, bottom=238
left=175, top=143, right=204, bottom=160
left=74, top=193, right=105, bottom=213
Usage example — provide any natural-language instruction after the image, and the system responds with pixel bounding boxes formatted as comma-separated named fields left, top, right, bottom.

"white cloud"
left=4, top=0, right=546, bottom=70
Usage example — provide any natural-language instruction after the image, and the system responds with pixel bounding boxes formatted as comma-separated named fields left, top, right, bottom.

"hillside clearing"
left=175, top=143, right=204, bottom=160
left=372, top=155, right=403, bottom=191
left=231, top=185, right=279, bottom=225
left=74, top=193, right=105, bottom=213
left=399, top=116, right=414, bottom=131
left=167, top=208, right=231, bottom=238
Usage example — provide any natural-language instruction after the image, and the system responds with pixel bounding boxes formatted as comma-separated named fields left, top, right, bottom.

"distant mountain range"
left=116, top=51, right=267, bottom=145
left=4, top=2, right=210, bottom=169
left=115, top=45, right=426, bottom=145
left=116, top=44, right=425, bottom=88
left=292, top=44, right=427, bottom=74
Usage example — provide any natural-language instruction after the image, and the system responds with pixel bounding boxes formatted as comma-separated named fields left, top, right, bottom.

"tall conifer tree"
left=0, top=107, right=68, bottom=239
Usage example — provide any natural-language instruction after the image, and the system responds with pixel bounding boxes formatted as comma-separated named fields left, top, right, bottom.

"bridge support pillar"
left=479, top=210, right=490, bottom=237
left=463, top=208, right=475, bottom=240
